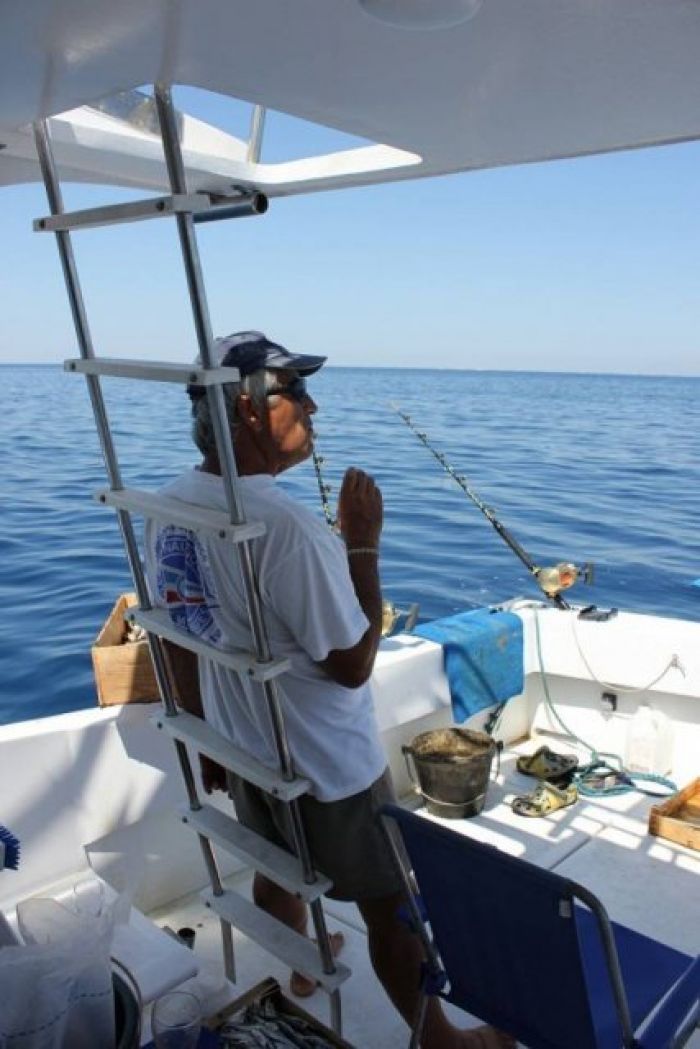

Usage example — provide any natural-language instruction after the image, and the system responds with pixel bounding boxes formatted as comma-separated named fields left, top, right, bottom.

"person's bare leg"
left=358, top=893, right=515, bottom=1049
left=252, top=873, right=344, bottom=997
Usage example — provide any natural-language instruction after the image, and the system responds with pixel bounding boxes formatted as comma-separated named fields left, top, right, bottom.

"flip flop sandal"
left=511, top=780, right=578, bottom=817
left=516, top=745, right=578, bottom=782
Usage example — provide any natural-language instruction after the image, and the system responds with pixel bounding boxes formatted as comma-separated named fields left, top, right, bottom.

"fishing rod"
left=311, top=439, right=419, bottom=634
left=311, top=445, right=338, bottom=531
left=393, top=405, right=594, bottom=610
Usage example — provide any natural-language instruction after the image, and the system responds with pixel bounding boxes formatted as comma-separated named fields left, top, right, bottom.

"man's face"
left=262, top=370, right=317, bottom=471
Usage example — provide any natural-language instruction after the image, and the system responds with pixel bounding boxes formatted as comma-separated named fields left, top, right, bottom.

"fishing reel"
left=534, top=561, right=594, bottom=598
left=382, top=599, right=420, bottom=637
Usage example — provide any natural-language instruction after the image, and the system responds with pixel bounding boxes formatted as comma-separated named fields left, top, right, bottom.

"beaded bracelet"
left=346, top=547, right=379, bottom=556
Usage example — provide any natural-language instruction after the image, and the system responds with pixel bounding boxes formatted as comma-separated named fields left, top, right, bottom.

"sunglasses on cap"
left=265, top=376, right=309, bottom=402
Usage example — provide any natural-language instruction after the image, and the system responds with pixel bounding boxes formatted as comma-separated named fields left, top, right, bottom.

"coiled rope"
left=533, top=609, right=677, bottom=798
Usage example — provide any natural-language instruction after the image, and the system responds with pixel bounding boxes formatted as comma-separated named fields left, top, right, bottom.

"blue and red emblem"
left=155, top=527, right=221, bottom=644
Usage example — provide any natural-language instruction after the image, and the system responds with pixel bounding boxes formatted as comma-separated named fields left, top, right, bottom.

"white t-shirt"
left=144, top=468, right=387, bottom=801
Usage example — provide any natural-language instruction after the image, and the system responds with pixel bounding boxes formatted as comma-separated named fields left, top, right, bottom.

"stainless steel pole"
left=153, top=83, right=305, bottom=808
left=153, top=83, right=340, bottom=1023
left=247, top=106, right=266, bottom=163
left=32, top=119, right=202, bottom=806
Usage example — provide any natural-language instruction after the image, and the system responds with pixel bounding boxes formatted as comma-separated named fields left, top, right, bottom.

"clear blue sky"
left=2, top=86, right=699, bottom=374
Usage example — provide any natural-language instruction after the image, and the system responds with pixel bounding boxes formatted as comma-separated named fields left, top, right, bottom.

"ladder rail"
left=35, top=121, right=178, bottom=716
left=152, top=91, right=341, bottom=1020
left=153, top=82, right=319, bottom=866
left=31, top=116, right=229, bottom=916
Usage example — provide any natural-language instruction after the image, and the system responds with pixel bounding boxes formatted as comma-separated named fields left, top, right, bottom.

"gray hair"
left=191, top=368, right=280, bottom=455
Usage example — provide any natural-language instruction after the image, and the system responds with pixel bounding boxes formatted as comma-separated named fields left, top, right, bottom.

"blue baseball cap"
left=187, top=330, right=326, bottom=400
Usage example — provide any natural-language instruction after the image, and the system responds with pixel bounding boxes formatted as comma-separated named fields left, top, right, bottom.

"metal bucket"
left=402, top=728, right=496, bottom=819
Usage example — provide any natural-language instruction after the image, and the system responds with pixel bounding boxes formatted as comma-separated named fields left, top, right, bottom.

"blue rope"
left=534, top=612, right=677, bottom=799
left=574, top=760, right=677, bottom=798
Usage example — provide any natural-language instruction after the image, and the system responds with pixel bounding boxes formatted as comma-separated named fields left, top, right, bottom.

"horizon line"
left=2, top=361, right=699, bottom=381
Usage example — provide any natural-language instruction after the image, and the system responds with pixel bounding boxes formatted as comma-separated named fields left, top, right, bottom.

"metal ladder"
left=32, top=83, right=349, bottom=1034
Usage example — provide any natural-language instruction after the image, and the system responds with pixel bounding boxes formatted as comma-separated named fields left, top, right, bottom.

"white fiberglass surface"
left=3, top=1, right=700, bottom=192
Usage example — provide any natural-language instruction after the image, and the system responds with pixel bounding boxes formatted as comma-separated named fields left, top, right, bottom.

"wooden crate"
left=206, top=977, right=356, bottom=1048
left=648, top=777, right=700, bottom=852
left=91, top=593, right=159, bottom=707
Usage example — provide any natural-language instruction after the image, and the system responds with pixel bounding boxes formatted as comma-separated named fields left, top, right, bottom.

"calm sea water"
left=2, top=364, right=699, bottom=725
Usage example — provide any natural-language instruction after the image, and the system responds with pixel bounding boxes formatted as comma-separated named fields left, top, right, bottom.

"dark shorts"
left=228, top=767, right=404, bottom=901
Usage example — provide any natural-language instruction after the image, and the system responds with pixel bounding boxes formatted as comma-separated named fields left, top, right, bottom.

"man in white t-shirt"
left=146, top=332, right=512, bottom=1049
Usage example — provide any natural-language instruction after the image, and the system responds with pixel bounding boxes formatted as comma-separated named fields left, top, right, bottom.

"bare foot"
left=289, top=931, right=345, bottom=998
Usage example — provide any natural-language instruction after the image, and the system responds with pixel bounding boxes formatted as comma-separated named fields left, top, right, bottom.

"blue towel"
left=415, top=609, right=524, bottom=722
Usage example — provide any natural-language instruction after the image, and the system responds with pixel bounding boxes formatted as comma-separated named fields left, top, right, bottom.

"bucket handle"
left=416, top=786, right=488, bottom=812
left=402, top=743, right=422, bottom=799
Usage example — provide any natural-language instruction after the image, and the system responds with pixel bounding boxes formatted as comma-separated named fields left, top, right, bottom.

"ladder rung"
left=202, top=888, right=351, bottom=994
left=179, top=804, right=332, bottom=901
left=95, top=488, right=265, bottom=543
left=65, top=358, right=240, bottom=386
left=34, top=194, right=212, bottom=232
left=153, top=711, right=310, bottom=801
left=132, top=608, right=290, bottom=683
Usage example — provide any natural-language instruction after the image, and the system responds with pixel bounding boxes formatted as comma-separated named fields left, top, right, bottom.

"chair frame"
left=380, top=805, right=699, bottom=1049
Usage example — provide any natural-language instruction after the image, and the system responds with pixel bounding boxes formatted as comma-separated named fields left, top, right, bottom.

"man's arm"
left=318, top=467, right=383, bottom=689
left=162, top=640, right=227, bottom=793
left=162, top=640, right=203, bottom=717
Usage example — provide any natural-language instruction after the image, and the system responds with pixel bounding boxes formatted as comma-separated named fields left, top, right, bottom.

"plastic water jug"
left=625, top=703, right=674, bottom=776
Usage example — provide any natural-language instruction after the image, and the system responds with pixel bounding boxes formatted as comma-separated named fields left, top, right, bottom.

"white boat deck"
left=2, top=607, right=697, bottom=1045
left=144, top=740, right=700, bottom=1047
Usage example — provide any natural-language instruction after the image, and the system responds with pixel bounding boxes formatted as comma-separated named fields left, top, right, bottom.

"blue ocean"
left=2, top=364, right=699, bottom=725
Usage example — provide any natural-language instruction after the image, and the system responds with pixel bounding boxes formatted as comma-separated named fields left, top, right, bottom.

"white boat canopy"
left=2, top=0, right=700, bottom=195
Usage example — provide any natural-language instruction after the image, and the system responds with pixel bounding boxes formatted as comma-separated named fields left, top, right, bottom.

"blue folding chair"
left=381, top=804, right=699, bottom=1049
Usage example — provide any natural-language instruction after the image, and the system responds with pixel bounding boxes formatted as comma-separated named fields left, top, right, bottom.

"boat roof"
left=2, top=1, right=700, bottom=196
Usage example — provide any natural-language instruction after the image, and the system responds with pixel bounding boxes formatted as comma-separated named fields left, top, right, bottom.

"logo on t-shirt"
left=155, top=527, right=221, bottom=644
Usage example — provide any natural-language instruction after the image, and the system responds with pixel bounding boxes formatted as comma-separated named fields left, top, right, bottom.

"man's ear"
left=237, top=393, right=265, bottom=432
